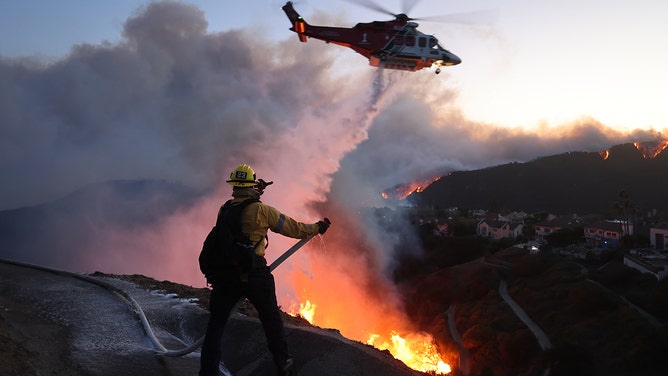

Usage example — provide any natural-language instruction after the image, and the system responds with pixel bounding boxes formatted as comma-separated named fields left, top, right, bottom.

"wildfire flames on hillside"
left=634, top=140, right=668, bottom=159
left=381, top=139, right=668, bottom=198
left=282, top=200, right=454, bottom=375
left=381, top=175, right=445, bottom=200
left=599, top=140, right=668, bottom=160
left=288, top=300, right=452, bottom=374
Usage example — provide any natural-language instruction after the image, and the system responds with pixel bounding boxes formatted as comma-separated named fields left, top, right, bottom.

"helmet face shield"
left=226, top=164, right=258, bottom=187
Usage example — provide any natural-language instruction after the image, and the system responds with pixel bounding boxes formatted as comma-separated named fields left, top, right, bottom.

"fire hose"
left=0, top=233, right=319, bottom=358
left=0, top=257, right=172, bottom=353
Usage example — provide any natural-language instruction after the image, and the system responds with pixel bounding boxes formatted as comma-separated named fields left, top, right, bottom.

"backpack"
left=198, top=198, right=260, bottom=283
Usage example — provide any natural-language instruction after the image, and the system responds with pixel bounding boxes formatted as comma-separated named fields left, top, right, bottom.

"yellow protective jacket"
left=221, top=197, right=320, bottom=257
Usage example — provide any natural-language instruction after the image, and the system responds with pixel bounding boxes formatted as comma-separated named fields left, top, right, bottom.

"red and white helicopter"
left=282, top=1, right=466, bottom=74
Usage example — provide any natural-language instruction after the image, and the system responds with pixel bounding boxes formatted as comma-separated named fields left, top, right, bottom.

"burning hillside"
left=277, top=199, right=454, bottom=374
left=382, top=175, right=445, bottom=201
left=600, top=139, right=667, bottom=160
left=284, top=258, right=453, bottom=374
left=634, top=140, right=668, bottom=159
left=288, top=301, right=451, bottom=374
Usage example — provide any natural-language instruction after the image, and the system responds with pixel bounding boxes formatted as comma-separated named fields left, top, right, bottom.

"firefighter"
left=199, top=164, right=330, bottom=376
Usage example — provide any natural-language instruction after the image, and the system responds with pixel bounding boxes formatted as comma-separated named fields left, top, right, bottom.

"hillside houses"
left=650, top=222, right=668, bottom=250
left=624, top=249, right=668, bottom=280
left=416, top=206, right=668, bottom=280
left=535, top=216, right=583, bottom=242
left=477, top=219, right=523, bottom=239
left=422, top=206, right=665, bottom=252
left=619, top=223, right=668, bottom=280
left=584, top=220, right=633, bottom=249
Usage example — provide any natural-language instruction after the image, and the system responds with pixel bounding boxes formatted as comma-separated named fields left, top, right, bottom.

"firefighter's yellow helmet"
left=226, top=164, right=258, bottom=187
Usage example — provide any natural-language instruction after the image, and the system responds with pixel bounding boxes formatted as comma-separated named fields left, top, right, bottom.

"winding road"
left=498, top=280, right=552, bottom=351
left=446, top=305, right=469, bottom=375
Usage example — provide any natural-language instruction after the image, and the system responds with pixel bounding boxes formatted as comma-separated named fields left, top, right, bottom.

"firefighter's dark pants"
left=199, top=260, right=289, bottom=376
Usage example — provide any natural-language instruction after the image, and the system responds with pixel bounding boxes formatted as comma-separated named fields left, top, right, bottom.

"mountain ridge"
left=412, top=141, right=668, bottom=215
left=0, top=179, right=203, bottom=270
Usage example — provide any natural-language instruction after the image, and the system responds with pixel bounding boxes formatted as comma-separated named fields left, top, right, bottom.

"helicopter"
left=282, top=1, right=462, bottom=74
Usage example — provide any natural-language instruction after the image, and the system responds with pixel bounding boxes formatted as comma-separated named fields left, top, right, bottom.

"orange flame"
left=599, top=149, right=610, bottom=160
left=289, top=296, right=451, bottom=374
left=633, top=140, right=668, bottom=159
left=288, top=299, right=317, bottom=324
left=281, top=199, right=454, bottom=375
left=368, top=332, right=452, bottom=374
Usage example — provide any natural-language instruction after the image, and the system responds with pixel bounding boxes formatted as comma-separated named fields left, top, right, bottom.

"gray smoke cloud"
left=0, top=1, right=354, bottom=210
left=334, top=91, right=666, bottom=207
left=0, top=1, right=394, bottom=282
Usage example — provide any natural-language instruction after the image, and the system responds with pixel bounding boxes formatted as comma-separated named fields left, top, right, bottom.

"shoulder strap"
left=240, top=197, right=261, bottom=208
left=215, top=198, right=261, bottom=230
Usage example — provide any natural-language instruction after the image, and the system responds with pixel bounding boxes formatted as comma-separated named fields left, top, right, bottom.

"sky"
left=2, top=0, right=667, bottom=131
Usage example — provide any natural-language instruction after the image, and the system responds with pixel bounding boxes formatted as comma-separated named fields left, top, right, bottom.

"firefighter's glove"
left=316, top=218, right=331, bottom=234
left=256, top=179, right=273, bottom=194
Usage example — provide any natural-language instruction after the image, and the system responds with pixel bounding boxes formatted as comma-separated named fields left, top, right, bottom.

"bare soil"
left=0, top=271, right=313, bottom=375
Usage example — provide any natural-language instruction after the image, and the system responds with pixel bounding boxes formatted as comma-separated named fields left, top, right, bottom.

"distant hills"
left=2, top=141, right=667, bottom=268
left=411, top=142, right=668, bottom=216
left=0, top=180, right=202, bottom=268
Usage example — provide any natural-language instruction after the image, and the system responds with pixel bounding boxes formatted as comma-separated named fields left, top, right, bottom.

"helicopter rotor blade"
left=342, top=0, right=497, bottom=26
left=341, top=0, right=396, bottom=18
left=401, top=0, right=421, bottom=15
left=416, top=9, right=499, bottom=26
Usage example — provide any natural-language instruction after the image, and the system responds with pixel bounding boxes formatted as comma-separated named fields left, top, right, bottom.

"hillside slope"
left=0, top=179, right=202, bottom=269
left=0, top=260, right=421, bottom=376
left=400, top=248, right=668, bottom=376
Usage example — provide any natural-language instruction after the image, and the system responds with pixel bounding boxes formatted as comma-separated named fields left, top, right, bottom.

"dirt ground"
left=0, top=323, right=37, bottom=376
left=1, top=262, right=424, bottom=376
left=0, top=286, right=68, bottom=376
left=0, top=272, right=201, bottom=375
left=0, top=271, right=312, bottom=375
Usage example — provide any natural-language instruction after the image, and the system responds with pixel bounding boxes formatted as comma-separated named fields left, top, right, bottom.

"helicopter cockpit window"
left=429, top=37, right=441, bottom=54
left=418, top=37, right=427, bottom=48
left=405, top=35, right=415, bottom=46
left=394, top=35, right=404, bottom=45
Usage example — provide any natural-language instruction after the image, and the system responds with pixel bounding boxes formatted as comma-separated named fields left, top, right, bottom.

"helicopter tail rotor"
left=283, top=1, right=309, bottom=42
